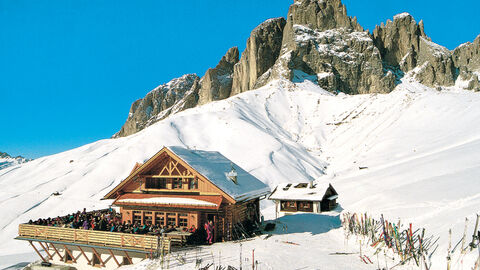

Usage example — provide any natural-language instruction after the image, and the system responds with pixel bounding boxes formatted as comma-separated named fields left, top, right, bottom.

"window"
left=280, top=201, right=297, bottom=212
left=189, top=178, right=197, bottom=189
left=133, top=211, right=142, bottom=225
left=294, top=183, right=308, bottom=188
left=155, top=212, right=165, bottom=226
left=179, top=213, right=188, bottom=227
left=298, top=201, right=313, bottom=212
left=172, top=178, right=182, bottom=189
left=167, top=213, right=177, bottom=226
left=145, top=178, right=166, bottom=189
left=143, top=211, right=153, bottom=225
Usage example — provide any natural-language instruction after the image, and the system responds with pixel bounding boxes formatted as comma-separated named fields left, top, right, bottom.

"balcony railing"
left=18, top=224, right=170, bottom=253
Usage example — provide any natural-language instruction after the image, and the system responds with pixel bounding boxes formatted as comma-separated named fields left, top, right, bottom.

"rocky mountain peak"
left=115, top=74, right=199, bottom=137
left=217, top=47, right=239, bottom=68
left=230, top=17, right=286, bottom=95
left=114, top=0, right=480, bottom=137
left=373, top=12, right=426, bottom=72
left=287, top=0, right=362, bottom=32
left=0, top=152, right=32, bottom=170
left=452, top=34, right=480, bottom=90
left=198, top=47, right=239, bottom=105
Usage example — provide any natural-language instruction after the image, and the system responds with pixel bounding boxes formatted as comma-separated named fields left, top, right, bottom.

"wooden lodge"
left=16, top=146, right=270, bottom=269
left=268, top=181, right=338, bottom=218
left=104, top=146, right=271, bottom=242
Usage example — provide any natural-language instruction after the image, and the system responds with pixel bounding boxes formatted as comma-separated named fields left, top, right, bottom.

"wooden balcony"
left=17, top=224, right=170, bottom=253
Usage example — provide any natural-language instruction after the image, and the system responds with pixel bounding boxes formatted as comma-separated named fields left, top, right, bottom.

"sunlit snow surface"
left=1, top=78, right=480, bottom=269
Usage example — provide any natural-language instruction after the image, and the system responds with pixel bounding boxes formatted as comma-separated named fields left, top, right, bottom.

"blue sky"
left=1, top=0, right=479, bottom=159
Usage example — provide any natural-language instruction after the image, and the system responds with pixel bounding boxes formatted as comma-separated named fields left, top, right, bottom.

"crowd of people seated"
left=27, top=208, right=195, bottom=236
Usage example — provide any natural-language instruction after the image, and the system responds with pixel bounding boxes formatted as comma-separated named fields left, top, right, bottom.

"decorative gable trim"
left=103, top=147, right=237, bottom=204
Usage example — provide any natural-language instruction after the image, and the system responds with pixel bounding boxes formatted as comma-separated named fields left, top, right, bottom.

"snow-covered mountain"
left=1, top=76, right=480, bottom=269
left=114, top=0, right=480, bottom=138
left=0, top=152, right=31, bottom=170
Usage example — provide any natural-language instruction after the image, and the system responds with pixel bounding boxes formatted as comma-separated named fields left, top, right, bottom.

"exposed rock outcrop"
left=452, top=35, right=480, bottom=91
left=453, top=35, right=480, bottom=71
left=414, top=37, right=456, bottom=87
left=198, top=47, right=239, bottom=105
left=115, top=74, right=199, bottom=137
left=373, top=13, right=426, bottom=72
left=263, top=0, right=394, bottom=94
left=230, top=18, right=286, bottom=95
left=373, top=12, right=457, bottom=88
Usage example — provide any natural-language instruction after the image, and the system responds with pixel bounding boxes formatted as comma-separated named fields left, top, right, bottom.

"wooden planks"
left=18, top=224, right=168, bottom=252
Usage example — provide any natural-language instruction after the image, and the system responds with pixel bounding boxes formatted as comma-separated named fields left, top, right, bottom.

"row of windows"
left=280, top=200, right=313, bottom=212
left=131, top=210, right=193, bottom=227
left=145, top=177, right=198, bottom=190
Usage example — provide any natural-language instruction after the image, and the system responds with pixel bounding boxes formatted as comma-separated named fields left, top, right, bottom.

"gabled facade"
left=104, top=146, right=270, bottom=241
left=268, top=182, right=338, bottom=218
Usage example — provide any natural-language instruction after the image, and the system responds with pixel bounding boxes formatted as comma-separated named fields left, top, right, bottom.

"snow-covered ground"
left=1, top=78, right=480, bottom=269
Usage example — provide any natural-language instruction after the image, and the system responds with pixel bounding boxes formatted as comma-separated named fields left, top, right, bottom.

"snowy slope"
left=1, top=78, right=480, bottom=269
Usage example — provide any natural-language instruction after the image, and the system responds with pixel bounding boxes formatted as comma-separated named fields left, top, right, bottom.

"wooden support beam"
left=29, top=241, right=46, bottom=262
left=63, top=245, right=77, bottom=263
left=123, top=251, right=133, bottom=265
left=49, top=243, right=63, bottom=261
left=77, top=246, right=92, bottom=265
left=50, top=243, right=63, bottom=261
left=103, top=254, right=112, bottom=265
left=108, top=249, right=121, bottom=267
left=91, top=247, right=105, bottom=267
left=38, top=242, right=53, bottom=260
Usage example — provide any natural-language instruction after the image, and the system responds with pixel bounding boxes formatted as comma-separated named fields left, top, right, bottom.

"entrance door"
left=207, top=214, right=217, bottom=241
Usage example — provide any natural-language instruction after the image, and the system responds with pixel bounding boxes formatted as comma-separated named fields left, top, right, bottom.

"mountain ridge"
left=114, top=0, right=480, bottom=137
left=0, top=152, right=31, bottom=170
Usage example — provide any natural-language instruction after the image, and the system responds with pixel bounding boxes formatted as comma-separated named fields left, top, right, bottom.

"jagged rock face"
left=373, top=13, right=426, bottom=72
left=198, top=47, right=239, bottom=105
left=115, top=0, right=480, bottom=137
left=115, top=74, right=199, bottom=137
left=414, top=37, right=456, bottom=87
left=373, top=12, right=457, bottom=88
left=230, top=18, right=286, bottom=95
left=267, top=0, right=394, bottom=94
left=453, top=35, right=480, bottom=71
left=284, top=0, right=362, bottom=36
left=292, top=26, right=394, bottom=94
left=452, top=35, right=480, bottom=91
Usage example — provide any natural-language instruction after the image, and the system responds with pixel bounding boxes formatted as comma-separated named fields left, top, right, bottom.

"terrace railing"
left=18, top=224, right=170, bottom=253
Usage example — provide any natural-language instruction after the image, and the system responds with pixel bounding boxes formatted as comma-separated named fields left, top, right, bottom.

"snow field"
left=1, top=78, right=480, bottom=269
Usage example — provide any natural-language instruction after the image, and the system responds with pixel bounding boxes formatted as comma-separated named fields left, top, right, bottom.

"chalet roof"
left=114, top=193, right=222, bottom=210
left=103, top=146, right=270, bottom=202
left=167, top=146, right=270, bottom=202
left=268, top=182, right=337, bottom=202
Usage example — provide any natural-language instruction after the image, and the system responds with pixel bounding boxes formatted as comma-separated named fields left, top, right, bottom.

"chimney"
left=309, top=180, right=315, bottom=189
left=227, top=163, right=238, bottom=184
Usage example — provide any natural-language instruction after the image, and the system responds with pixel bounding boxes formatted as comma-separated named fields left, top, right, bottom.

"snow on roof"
left=167, top=146, right=271, bottom=202
left=117, top=197, right=218, bottom=207
left=268, top=182, right=334, bottom=201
